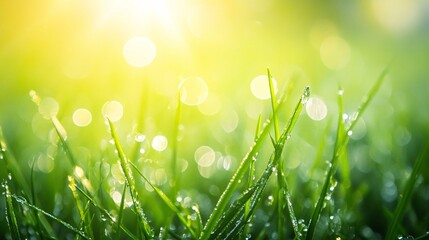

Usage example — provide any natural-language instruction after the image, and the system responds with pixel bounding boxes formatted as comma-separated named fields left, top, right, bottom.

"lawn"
left=1, top=1, right=429, bottom=239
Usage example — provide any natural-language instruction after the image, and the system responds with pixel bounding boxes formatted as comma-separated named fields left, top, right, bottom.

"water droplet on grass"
left=302, top=86, right=311, bottom=104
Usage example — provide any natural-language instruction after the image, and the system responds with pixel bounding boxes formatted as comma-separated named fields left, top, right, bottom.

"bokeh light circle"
left=305, top=97, right=328, bottom=121
left=250, top=75, right=278, bottom=100
left=194, top=146, right=216, bottom=167
left=72, top=108, right=92, bottom=127
left=123, top=36, right=157, bottom=67
left=38, top=97, right=59, bottom=119
left=152, top=135, right=168, bottom=152
left=179, top=77, right=209, bottom=106
left=102, top=101, right=123, bottom=122
left=320, top=36, right=351, bottom=70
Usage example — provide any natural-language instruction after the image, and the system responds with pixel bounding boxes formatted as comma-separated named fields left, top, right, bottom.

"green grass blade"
left=1, top=127, right=55, bottom=238
left=386, top=144, right=429, bottom=240
left=171, top=91, right=182, bottom=198
left=267, top=68, right=287, bottom=239
left=51, top=116, right=77, bottom=166
left=107, top=118, right=154, bottom=239
left=74, top=185, right=138, bottom=240
left=115, top=184, right=128, bottom=240
left=267, top=68, right=280, bottom=141
left=68, top=176, right=94, bottom=239
left=200, top=81, right=293, bottom=240
left=305, top=67, right=388, bottom=240
left=242, top=114, right=262, bottom=240
left=4, top=182, right=22, bottom=240
left=11, top=194, right=90, bottom=239
left=206, top=86, right=306, bottom=240
left=129, top=161, right=199, bottom=238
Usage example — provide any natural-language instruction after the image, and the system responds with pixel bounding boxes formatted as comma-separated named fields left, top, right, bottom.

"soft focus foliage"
left=1, top=0, right=429, bottom=239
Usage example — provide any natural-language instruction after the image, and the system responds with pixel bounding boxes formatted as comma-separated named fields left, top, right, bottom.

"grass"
left=1, top=68, right=429, bottom=239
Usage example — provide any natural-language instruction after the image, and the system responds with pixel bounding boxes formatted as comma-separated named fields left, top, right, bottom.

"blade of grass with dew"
left=129, top=160, right=199, bottom=238
left=386, top=144, right=429, bottom=240
left=115, top=184, right=128, bottom=240
left=242, top=114, right=262, bottom=240
left=107, top=118, right=154, bottom=239
left=4, top=181, right=22, bottom=240
left=29, top=91, right=77, bottom=167
left=0, top=127, right=55, bottom=238
left=207, top=87, right=307, bottom=239
left=11, top=194, right=90, bottom=239
left=51, top=116, right=77, bottom=166
left=200, top=79, right=292, bottom=240
left=68, top=176, right=94, bottom=239
left=212, top=108, right=301, bottom=240
left=171, top=91, right=182, bottom=198
left=74, top=184, right=138, bottom=240
left=305, top=67, right=388, bottom=240
left=268, top=68, right=286, bottom=238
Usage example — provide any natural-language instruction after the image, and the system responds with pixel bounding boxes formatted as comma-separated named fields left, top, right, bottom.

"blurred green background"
left=1, top=0, right=429, bottom=238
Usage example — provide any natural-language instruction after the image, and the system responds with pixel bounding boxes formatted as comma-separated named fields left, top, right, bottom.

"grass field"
left=1, top=1, right=429, bottom=239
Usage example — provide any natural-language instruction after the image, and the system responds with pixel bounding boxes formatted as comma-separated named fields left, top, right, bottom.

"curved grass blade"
left=305, top=67, right=388, bottom=240
left=129, top=161, right=199, bottom=238
left=200, top=81, right=292, bottom=240
left=68, top=176, right=94, bottom=239
left=51, top=116, right=77, bottom=166
left=4, top=182, right=22, bottom=240
left=74, top=185, right=137, bottom=240
left=242, top=114, right=262, bottom=240
left=107, top=118, right=154, bottom=239
left=386, top=144, right=429, bottom=240
left=11, top=194, right=90, bottom=239
left=206, top=87, right=306, bottom=240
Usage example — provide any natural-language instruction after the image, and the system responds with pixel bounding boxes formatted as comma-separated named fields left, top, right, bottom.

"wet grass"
left=1, top=68, right=429, bottom=239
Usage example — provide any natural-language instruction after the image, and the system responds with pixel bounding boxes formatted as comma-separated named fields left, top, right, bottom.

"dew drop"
left=302, top=86, right=311, bottom=104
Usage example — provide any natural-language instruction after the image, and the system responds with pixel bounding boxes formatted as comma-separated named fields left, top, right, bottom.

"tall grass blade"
left=0, top=127, right=55, bottom=238
left=267, top=68, right=287, bottom=239
left=74, top=185, right=138, bottom=240
left=4, top=181, right=22, bottom=240
left=107, top=118, right=154, bottom=239
left=171, top=92, right=182, bottom=198
left=305, top=67, right=388, bottom=240
left=206, top=86, right=306, bottom=240
left=129, top=161, right=199, bottom=238
left=242, top=114, right=262, bottom=239
left=386, top=144, right=429, bottom=240
left=68, top=176, right=94, bottom=239
left=11, top=194, right=90, bottom=239
left=200, top=78, right=293, bottom=240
